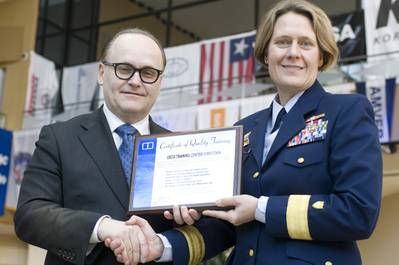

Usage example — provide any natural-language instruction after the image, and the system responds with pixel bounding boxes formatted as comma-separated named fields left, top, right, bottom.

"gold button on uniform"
left=325, top=261, right=332, bottom=265
left=248, top=249, right=254, bottom=256
left=297, top=157, right=305, bottom=164
left=252, top=171, right=259, bottom=179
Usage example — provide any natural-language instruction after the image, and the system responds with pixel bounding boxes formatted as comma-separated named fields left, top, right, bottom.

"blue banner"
left=0, top=128, right=12, bottom=215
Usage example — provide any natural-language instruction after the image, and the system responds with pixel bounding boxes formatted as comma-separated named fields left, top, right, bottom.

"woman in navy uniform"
left=109, top=1, right=382, bottom=264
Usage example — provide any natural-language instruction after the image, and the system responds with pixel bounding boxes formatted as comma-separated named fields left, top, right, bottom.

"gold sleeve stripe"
left=175, top=226, right=205, bottom=265
left=286, top=195, right=312, bottom=240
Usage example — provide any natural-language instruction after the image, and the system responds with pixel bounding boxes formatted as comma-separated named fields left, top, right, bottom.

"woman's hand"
left=202, top=195, right=258, bottom=226
left=164, top=205, right=201, bottom=225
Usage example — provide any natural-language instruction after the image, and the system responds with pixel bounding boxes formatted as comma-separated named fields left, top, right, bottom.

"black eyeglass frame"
left=102, top=61, right=163, bottom=84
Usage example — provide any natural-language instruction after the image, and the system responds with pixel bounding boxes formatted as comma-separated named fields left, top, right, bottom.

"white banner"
left=356, top=78, right=398, bottom=143
left=23, top=52, right=59, bottom=129
left=366, top=79, right=389, bottom=143
left=363, top=0, right=399, bottom=61
left=6, top=129, right=40, bottom=210
left=240, top=94, right=275, bottom=119
left=162, top=42, right=200, bottom=90
left=153, top=43, right=201, bottom=110
left=151, top=106, right=197, bottom=132
left=197, top=100, right=240, bottom=129
left=62, top=61, right=99, bottom=115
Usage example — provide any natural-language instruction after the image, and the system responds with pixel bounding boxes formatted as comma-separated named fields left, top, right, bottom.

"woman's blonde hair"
left=254, top=0, right=339, bottom=71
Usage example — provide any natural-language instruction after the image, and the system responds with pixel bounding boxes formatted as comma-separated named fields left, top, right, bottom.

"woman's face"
left=266, top=12, right=322, bottom=93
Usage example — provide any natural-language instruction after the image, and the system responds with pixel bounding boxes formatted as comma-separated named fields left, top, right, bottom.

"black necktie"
left=271, top=108, right=287, bottom=133
left=115, top=124, right=138, bottom=185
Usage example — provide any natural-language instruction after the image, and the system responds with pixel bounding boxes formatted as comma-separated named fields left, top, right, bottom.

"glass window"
left=35, top=0, right=358, bottom=68
left=43, top=35, right=64, bottom=65
left=47, top=0, right=66, bottom=28
left=68, top=36, right=90, bottom=65
left=71, top=0, right=96, bottom=29
left=97, top=18, right=167, bottom=58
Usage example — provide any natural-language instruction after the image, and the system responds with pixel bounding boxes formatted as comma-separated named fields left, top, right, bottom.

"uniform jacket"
left=163, top=81, right=382, bottom=265
left=14, top=107, right=173, bottom=265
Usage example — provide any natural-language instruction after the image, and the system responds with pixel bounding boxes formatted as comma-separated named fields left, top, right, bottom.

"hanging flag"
left=392, top=81, right=399, bottom=142
left=5, top=129, right=40, bottom=211
left=62, top=61, right=99, bottom=115
left=154, top=43, right=201, bottom=109
left=23, top=52, right=59, bottom=129
left=151, top=106, right=197, bottom=132
left=199, top=31, right=255, bottom=103
left=52, top=61, right=99, bottom=122
left=356, top=78, right=399, bottom=143
left=162, top=42, right=200, bottom=90
left=362, top=0, right=399, bottom=61
left=331, top=10, right=366, bottom=62
left=240, top=94, right=275, bottom=119
left=197, top=99, right=240, bottom=129
left=0, top=128, right=12, bottom=215
left=89, top=83, right=101, bottom=111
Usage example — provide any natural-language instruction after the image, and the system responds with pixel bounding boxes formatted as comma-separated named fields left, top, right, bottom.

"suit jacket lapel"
left=265, top=81, right=326, bottom=164
left=79, top=108, right=129, bottom=209
left=149, top=116, right=170, bottom=134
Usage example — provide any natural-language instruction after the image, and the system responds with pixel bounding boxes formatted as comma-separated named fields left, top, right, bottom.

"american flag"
left=199, top=31, right=256, bottom=103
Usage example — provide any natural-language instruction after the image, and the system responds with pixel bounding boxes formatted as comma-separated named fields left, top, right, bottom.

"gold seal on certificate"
left=128, top=126, right=243, bottom=214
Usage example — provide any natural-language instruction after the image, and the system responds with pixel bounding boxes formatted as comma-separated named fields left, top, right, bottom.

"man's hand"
left=105, top=215, right=164, bottom=264
left=97, top=218, right=145, bottom=265
left=202, top=195, right=258, bottom=226
left=104, top=238, right=125, bottom=264
left=126, top=215, right=164, bottom=262
left=164, top=205, right=201, bottom=225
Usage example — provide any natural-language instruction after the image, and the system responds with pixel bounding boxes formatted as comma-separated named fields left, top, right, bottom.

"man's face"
left=98, top=33, right=164, bottom=123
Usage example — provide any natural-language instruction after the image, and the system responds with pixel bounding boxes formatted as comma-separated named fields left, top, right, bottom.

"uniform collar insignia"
left=243, top=131, right=251, bottom=146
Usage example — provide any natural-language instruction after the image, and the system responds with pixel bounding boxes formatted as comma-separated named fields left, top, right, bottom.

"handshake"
left=97, top=206, right=201, bottom=265
left=96, top=195, right=257, bottom=264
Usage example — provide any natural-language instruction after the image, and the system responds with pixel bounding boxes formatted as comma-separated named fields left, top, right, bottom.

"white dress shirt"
left=255, top=92, right=304, bottom=223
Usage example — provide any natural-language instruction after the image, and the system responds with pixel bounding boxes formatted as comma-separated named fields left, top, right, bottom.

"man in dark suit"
left=14, top=28, right=173, bottom=265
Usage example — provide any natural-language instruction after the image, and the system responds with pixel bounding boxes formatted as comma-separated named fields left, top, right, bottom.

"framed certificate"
left=128, top=126, right=243, bottom=214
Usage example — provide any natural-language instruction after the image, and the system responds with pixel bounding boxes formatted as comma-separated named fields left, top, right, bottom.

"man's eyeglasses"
left=102, top=62, right=163, bottom=84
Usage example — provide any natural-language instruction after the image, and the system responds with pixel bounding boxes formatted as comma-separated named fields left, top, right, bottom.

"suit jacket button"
left=297, top=157, right=305, bottom=164
left=325, top=261, right=333, bottom=265
left=248, top=249, right=254, bottom=256
left=252, top=172, right=259, bottom=179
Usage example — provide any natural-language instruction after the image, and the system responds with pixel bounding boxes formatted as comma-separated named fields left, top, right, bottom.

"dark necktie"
left=115, top=124, right=138, bottom=185
left=271, top=108, right=287, bottom=133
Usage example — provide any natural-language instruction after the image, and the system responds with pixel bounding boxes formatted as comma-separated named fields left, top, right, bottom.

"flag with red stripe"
left=199, top=31, right=255, bottom=104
